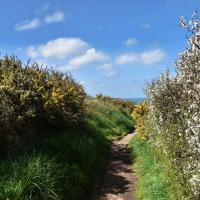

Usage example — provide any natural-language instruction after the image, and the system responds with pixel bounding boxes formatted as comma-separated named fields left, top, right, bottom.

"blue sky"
left=1, top=0, right=200, bottom=98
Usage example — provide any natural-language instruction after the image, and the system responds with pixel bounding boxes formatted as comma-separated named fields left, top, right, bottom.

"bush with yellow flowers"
left=132, top=102, right=149, bottom=139
left=0, top=56, right=87, bottom=153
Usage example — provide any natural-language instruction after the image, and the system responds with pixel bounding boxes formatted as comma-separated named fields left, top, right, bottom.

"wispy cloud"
left=116, top=49, right=166, bottom=65
left=26, top=38, right=88, bottom=59
left=15, top=18, right=41, bottom=31
left=98, top=63, right=115, bottom=77
left=15, top=9, right=65, bottom=31
left=99, top=63, right=112, bottom=71
left=36, top=1, right=50, bottom=14
left=44, top=11, right=65, bottom=24
left=106, top=71, right=115, bottom=77
left=141, top=23, right=151, bottom=30
left=123, top=38, right=139, bottom=46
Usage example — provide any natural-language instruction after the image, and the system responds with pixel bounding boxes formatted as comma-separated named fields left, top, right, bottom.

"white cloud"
left=26, top=38, right=88, bottom=59
left=116, top=53, right=137, bottom=65
left=141, top=23, right=151, bottom=30
left=123, top=38, right=139, bottom=46
left=116, top=49, right=166, bottom=65
left=25, top=37, right=112, bottom=75
left=44, top=11, right=65, bottom=24
left=15, top=18, right=41, bottom=31
left=67, top=48, right=110, bottom=69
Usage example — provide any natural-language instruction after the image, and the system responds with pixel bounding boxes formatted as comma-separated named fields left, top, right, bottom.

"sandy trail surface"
left=94, top=132, right=136, bottom=200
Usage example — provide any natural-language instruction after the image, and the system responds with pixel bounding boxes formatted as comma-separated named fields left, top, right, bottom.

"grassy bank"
left=0, top=98, right=133, bottom=200
left=131, top=134, right=182, bottom=200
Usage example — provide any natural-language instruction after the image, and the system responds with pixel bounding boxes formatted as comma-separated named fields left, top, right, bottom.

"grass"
left=86, top=98, right=133, bottom=140
left=0, top=98, right=133, bottom=200
left=131, top=134, right=172, bottom=200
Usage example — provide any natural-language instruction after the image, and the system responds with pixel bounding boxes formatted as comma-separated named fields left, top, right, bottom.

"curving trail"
left=94, top=132, right=136, bottom=200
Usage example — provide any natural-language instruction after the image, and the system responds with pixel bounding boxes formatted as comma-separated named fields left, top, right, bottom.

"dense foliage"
left=146, top=12, right=200, bottom=199
left=0, top=56, right=86, bottom=153
left=132, top=102, right=149, bottom=139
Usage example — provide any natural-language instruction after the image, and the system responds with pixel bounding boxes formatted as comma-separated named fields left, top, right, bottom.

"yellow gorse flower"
left=132, top=102, right=149, bottom=139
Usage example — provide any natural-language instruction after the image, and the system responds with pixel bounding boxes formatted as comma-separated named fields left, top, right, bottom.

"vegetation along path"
left=95, top=132, right=136, bottom=200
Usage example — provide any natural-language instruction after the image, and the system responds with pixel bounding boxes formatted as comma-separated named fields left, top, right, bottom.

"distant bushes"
left=146, top=12, right=200, bottom=199
left=0, top=56, right=86, bottom=153
left=96, top=94, right=135, bottom=114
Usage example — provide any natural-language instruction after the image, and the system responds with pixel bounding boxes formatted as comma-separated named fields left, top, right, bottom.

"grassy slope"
left=131, top=134, right=171, bottom=200
left=0, top=98, right=133, bottom=200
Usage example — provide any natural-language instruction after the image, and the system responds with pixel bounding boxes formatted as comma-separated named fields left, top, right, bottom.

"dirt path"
left=94, top=132, right=136, bottom=200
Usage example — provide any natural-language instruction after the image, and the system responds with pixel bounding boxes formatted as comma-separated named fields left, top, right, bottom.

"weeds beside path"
left=94, top=132, right=136, bottom=200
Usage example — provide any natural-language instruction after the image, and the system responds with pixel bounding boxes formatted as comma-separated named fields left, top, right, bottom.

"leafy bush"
left=132, top=102, right=149, bottom=139
left=146, top=11, right=200, bottom=199
left=0, top=56, right=86, bottom=153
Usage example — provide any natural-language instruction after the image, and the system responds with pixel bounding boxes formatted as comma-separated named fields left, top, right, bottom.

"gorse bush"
left=0, top=56, right=86, bottom=153
left=132, top=102, right=149, bottom=139
left=146, top=11, right=200, bottom=199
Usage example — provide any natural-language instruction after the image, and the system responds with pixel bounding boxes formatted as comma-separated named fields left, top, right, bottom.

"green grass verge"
left=131, top=134, right=172, bottom=200
left=0, top=98, right=133, bottom=200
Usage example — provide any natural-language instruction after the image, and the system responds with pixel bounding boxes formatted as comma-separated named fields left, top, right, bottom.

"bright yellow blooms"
left=132, top=102, right=149, bottom=139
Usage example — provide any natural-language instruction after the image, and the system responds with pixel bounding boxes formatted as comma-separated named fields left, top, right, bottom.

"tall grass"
left=0, top=154, right=59, bottom=200
left=131, top=134, right=182, bottom=200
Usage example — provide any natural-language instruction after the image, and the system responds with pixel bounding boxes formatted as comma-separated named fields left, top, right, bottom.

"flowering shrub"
left=0, top=56, right=87, bottom=153
left=146, top=11, right=200, bottom=199
left=132, top=102, right=149, bottom=139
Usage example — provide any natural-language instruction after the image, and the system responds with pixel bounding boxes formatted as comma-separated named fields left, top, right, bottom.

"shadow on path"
left=93, top=133, right=136, bottom=200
